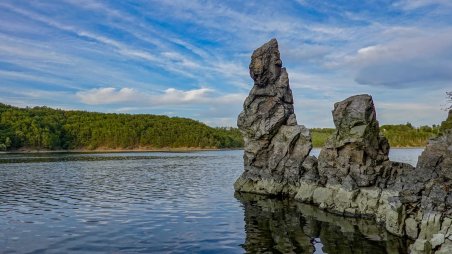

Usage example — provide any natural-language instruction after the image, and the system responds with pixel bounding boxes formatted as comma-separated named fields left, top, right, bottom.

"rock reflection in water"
left=235, top=193, right=410, bottom=254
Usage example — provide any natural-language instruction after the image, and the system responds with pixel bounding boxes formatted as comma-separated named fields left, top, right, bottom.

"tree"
left=5, top=137, right=11, bottom=148
left=447, top=91, right=452, bottom=110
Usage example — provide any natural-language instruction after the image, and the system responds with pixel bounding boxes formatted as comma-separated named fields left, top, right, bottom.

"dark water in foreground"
left=0, top=148, right=423, bottom=253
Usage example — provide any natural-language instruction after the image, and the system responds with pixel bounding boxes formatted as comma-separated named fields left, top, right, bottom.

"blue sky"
left=0, top=0, right=451, bottom=127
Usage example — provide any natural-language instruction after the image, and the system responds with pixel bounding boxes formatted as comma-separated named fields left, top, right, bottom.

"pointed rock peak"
left=235, top=38, right=312, bottom=196
left=319, top=94, right=390, bottom=188
left=249, top=38, right=282, bottom=87
left=332, top=94, right=377, bottom=132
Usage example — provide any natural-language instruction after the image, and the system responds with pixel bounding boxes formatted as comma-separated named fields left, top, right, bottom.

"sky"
left=0, top=0, right=451, bottom=128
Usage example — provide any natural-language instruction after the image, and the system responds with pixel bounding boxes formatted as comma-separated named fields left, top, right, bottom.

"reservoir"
left=0, top=148, right=423, bottom=253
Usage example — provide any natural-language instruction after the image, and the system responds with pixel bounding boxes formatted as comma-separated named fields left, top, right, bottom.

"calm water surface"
left=0, top=148, right=423, bottom=253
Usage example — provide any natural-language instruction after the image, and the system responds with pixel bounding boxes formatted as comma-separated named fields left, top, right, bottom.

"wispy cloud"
left=341, top=29, right=452, bottom=87
left=76, top=86, right=246, bottom=106
left=0, top=0, right=450, bottom=127
left=76, top=87, right=138, bottom=105
left=394, top=0, right=452, bottom=10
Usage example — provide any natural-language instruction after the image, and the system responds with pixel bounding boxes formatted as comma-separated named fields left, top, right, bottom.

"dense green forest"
left=0, top=103, right=243, bottom=151
left=311, top=113, right=451, bottom=147
left=0, top=103, right=450, bottom=151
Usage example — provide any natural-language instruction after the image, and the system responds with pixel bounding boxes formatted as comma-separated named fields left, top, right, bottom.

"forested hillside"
left=0, top=103, right=243, bottom=151
left=0, top=103, right=450, bottom=151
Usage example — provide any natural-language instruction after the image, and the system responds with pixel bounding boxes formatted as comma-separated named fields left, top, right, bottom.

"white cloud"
left=152, top=87, right=245, bottom=106
left=76, top=87, right=139, bottom=105
left=76, top=86, right=246, bottom=107
left=73, top=86, right=246, bottom=126
left=394, top=0, right=452, bottom=10
left=156, top=88, right=212, bottom=104
left=335, top=29, right=452, bottom=88
left=0, top=2, right=202, bottom=79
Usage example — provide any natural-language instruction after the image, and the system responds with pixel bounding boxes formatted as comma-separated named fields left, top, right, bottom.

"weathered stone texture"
left=400, top=130, right=452, bottom=253
left=318, top=94, right=396, bottom=188
left=234, top=38, right=312, bottom=196
left=234, top=38, right=452, bottom=253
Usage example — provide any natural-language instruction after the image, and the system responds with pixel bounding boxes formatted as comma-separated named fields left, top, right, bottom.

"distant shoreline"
left=1, top=147, right=240, bottom=154
left=0, top=146, right=425, bottom=154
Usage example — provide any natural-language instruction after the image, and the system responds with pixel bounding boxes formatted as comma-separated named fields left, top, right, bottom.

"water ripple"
left=0, top=149, right=420, bottom=253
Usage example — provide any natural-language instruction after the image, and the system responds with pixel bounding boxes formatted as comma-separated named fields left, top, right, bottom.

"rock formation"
left=318, top=95, right=391, bottom=189
left=234, top=38, right=313, bottom=196
left=395, top=130, right=452, bottom=253
left=294, top=94, right=414, bottom=234
left=234, top=38, right=452, bottom=253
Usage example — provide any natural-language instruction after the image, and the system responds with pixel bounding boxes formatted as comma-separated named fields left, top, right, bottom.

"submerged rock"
left=234, top=38, right=312, bottom=196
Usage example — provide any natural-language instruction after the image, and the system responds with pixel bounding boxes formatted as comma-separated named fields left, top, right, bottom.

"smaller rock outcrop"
left=318, top=94, right=398, bottom=189
left=234, top=38, right=312, bottom=196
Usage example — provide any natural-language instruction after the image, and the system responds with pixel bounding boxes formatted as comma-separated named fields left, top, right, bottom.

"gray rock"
left=405, top=217, right=420, bottom=239
left=431, top=234, right=445, bottom=250
left=400, top=130, right=452, bottom=213
left=234, top=38, right=312, bottom=196
left=392, top=127, right=452, bottom=252
left=318, top=95, right=394, bottom=188
left=234, top=38, right=452, bottom=254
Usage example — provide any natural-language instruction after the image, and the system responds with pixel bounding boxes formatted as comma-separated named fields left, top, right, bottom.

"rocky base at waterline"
left=234, top=38, right=452, bottom=254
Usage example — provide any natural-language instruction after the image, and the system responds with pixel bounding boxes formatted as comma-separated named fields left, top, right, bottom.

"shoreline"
left=0, top=146, right=424, bottom=154
left=0, top=147, right=241, bottom=154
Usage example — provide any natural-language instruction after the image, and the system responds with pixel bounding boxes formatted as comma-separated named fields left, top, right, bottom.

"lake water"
left=0, top=148, right=423, bottom=253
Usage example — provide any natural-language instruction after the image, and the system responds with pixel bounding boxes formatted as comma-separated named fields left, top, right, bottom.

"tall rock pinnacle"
left=234, top=38, right=313, bottom=196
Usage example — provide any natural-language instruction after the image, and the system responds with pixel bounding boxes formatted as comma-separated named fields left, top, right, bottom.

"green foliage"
left=440, top=110, right=452, bottom=132
left=311, top=128, right=335, bottom=147
left=0, top=103, right=243, bottom=151
left=380, top=123, right=439, bottom=147
left=1, top=102, right=448, bottom=151
left=311, top=123, right=442, bottom=148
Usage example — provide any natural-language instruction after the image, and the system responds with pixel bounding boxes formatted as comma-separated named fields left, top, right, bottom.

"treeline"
left=311, top=115, right=451, bottom=148
left=0, top=103, right=243, bottom=151
left=1, top=103, right=451, bottom=151
left=380, top=123, right=440, bottom=147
